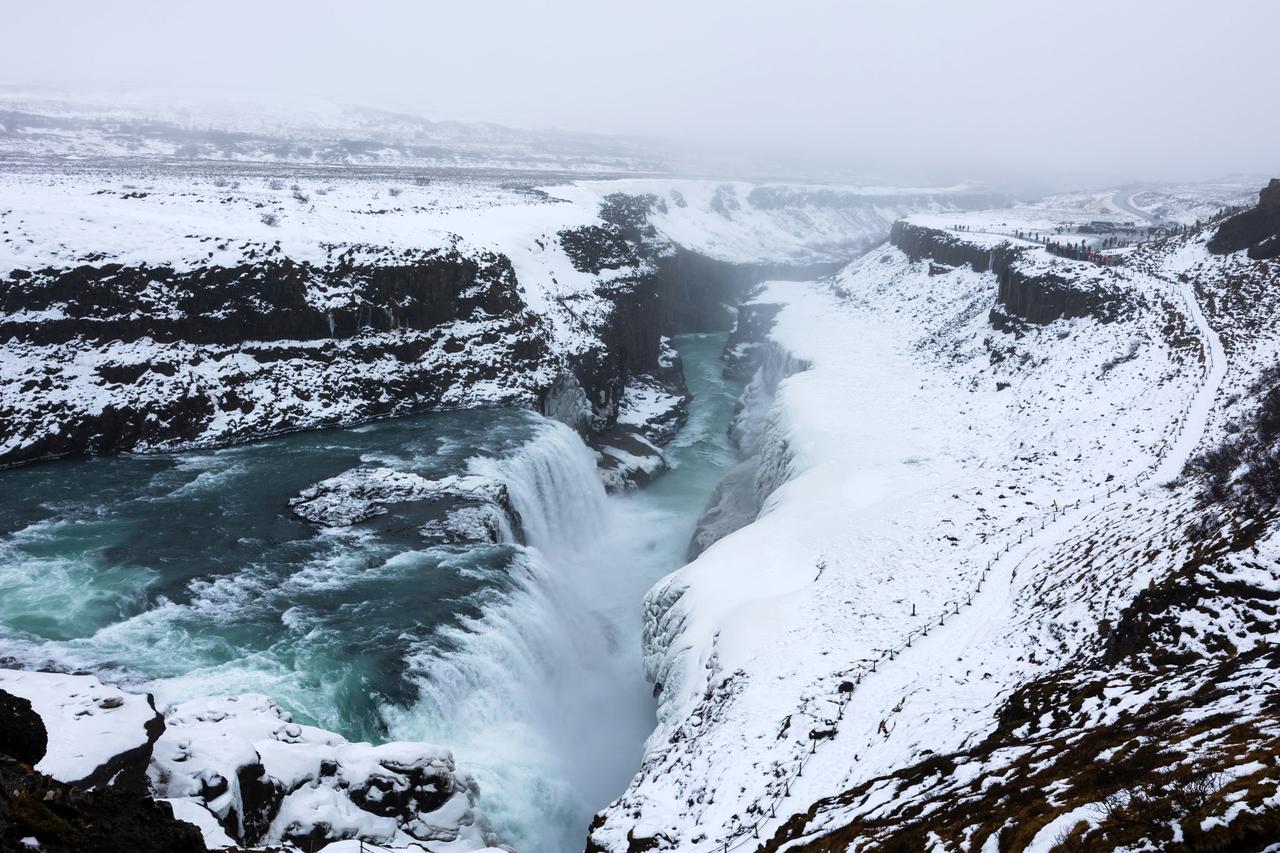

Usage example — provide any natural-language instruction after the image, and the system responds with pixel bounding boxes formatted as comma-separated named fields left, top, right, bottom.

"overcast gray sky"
left=5, top=0, right=1278, bottom=184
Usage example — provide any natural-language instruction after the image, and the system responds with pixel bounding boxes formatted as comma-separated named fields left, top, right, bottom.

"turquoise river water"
left=0, top=332, right=745, bottom=852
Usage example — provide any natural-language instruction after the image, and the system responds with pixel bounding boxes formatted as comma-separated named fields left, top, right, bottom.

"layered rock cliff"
left=890, top=220, right=1132, bottom=326
left=0, top=170, right=972, bottom=473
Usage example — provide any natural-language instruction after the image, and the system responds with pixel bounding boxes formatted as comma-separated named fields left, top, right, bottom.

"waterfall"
left=0, top=334, right=744, bottom=853
left=385, top=415, right=632, bottom=853
left=469, top=418, right=608, bottom=557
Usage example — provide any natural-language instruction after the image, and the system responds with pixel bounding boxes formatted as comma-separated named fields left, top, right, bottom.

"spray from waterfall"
left=384, top=417, right=642, bottom=853
left=469, top=419, right=609, bottom=556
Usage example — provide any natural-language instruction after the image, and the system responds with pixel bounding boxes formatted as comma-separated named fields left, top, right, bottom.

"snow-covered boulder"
left=290, top=467, right=443, bottom=525
left=594, top=428, right=669, bottom=491
left=615, top=373, right=688, bottom=447
left=420, top=503, right=512, bottom=545
left=150, top=694, right=500, bottom=851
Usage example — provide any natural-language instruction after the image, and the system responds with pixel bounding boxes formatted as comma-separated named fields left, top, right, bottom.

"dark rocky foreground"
left=0, top=689, right=208, bottom=853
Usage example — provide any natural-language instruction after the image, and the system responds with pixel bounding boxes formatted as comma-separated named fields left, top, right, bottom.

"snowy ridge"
left=554, top=179, right=998, bottom=267
left=590, top=187, right=1278, bottom=851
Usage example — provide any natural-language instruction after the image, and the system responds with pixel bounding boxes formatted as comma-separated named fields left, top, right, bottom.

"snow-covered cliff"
left=588, top=185, right=1280, bottom=851
left=0, top=166, right=977, bottom=475
left=0, top=158, right=994, bottom=852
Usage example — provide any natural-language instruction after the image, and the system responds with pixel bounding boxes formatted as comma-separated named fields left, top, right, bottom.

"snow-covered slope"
left=0, top=669, right=161, bottom=790
left=587, top=184, right=1280, bottom=851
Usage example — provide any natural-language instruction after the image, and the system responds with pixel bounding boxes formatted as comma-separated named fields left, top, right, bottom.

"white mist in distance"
left=4, top=0, right=1277, bottom=188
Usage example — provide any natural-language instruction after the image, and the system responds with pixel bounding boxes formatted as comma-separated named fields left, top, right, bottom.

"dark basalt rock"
left=9, top=394, right=217, bottom=474
left=0, top=248, right=522, bottom=347
left=599, top=193, right=662, bottom=243
left=566, top=262, right=698, bottom=437
left=233, top=760, right=284, bottom=845
left=0, top=248, right=554, bottom=469
left=993, top=265, right=1118, bottom=327
left=890, top=221, right=1129, bottom=326
left=891, top=221, right=1001, bottom=273
left=625, top=824, right=674, bottom=853
left=1208, top=178, right=1280, bottom=259
left=559, top=224, right=641, bottom=274
left=0, top=690, right=46, bottom=767
left=284, top=822, right=338, bottom=850
left=592, top=424, right=669, bottom=491
left=348, top=760, right=455, bottom=818
left=722, top=301, right=783, bottom=381
left=1251, top=234, right=1280, bottom=260
left=0, top=757, right=207, bottom=853
left=0, top=680, right=168, bottom=853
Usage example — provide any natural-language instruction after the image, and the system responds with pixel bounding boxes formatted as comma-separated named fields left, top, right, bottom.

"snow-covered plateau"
left=2, top=114, right=1278, bottom=853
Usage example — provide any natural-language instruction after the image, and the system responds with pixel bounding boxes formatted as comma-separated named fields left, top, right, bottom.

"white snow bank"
left=0, top=668, right=157, bottom=785
left=163, top=798, right=237, bottom=849
left=151, top=693, right=498, bottom=851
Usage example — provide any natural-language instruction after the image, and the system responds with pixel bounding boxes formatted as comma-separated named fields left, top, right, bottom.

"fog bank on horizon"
left=5, top=0, right=1277, bottom=185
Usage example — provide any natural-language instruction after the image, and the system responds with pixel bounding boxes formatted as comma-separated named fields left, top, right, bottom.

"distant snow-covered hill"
left=0, top=88, right=668, bottom=173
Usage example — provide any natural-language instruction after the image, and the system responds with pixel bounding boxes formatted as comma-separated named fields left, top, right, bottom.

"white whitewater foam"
left=381, top=414, right=729, bottom=852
